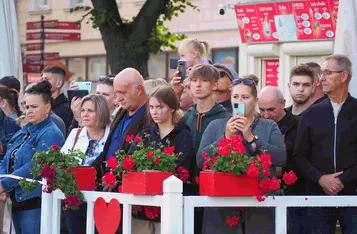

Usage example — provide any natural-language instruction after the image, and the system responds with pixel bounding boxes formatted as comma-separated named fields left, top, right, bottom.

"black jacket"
left=294, top=94, right=357, bottom=195
left=92, top=106, right=149, bottom=181
left=52, top=93, right=73, bottom=134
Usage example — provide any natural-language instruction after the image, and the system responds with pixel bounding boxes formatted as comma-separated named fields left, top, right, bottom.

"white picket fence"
left=38, top=175, right=357, bottom=234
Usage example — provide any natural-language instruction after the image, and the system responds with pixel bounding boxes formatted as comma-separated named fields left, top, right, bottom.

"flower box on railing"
left=199, top=171, right=258, bottom=196
left=70, top=167, right=96, bottom=191
left=122, top=171, right=172, bottom=195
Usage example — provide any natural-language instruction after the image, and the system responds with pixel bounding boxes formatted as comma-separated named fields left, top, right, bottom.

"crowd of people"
left=0, top=37, right=355, bottom=234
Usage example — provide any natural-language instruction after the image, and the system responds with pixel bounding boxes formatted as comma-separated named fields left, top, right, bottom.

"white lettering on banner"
left=237, top=9, right=243, bottom=13
left=311, top=2, right=326, bottom=7
left=320, top=24, right=332, bottom=27
left=247, top=8, right=254, bottom=13
left=292, top=3, right=304, bottom=7
left=259, top=7, right=273, bottom=11
left=278, top=5, right=287, bottom=10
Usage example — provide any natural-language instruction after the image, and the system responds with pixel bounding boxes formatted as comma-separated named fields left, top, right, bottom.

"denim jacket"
left=0, top=115, right=21, bottom=159
left=0, top=116, right=64, bottom=202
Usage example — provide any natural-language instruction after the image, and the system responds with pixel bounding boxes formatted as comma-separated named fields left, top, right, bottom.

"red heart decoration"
left=94, top=197, right=121, bottom=234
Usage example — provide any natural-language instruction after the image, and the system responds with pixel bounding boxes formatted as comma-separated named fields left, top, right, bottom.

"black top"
left=285, top=105, right=303, bottom=117
left=52, top=93, right=73, bottom=135
left=220, top=99, right=233, bottom=114
left=294, top=94, right=357, bottom=195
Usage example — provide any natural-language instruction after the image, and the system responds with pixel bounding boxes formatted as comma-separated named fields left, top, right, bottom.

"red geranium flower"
left=225, top=216, right=240, bottom=227
left=263, top=169, right=270, bottom=176
left=231, top=135, right=245, bottom=154
left=212, top=156, right=217, bottom=162
left=103, top=172, right=117, bottom=187
left=217, top=145, right=230, bottom=156
left=118, top=185, right=123, bottom=193
left=177, top=166, right=190, bottom=182
left=123, top=156, right=135, bottom=171
left=202, top=152, right=208, bottom=159
left=218, top=137, right=231, bottom=147
left=64, top=195, right=81, bottom=207
left=135, top=135, right=142, bottom=143
left=40, top=164, right=56, bottom=179
left=164, top=146, right=175, bottom=155
left=269, top=177, right=280, bottom=191
left=258, top=178, right=271, bottom=195
left=51, top=144, right=60, bottom=150
left=259, top=153, right=272, bottom=168
left=144, top=206, right=160, bottom=219
left=146, top=151, right=154, bottom=159
left=107, top=156, right=118, bottom=170
left=283, top=171, right=298, bottom=185
left=125, top=135, right=134, bottom=143
left=256, top=189, right=265, bottom=202
left=246, top=163, right=259, bottom=178
left=154, top=158, right=160, bottom=165
left=195, top=176, right=199, bottom=184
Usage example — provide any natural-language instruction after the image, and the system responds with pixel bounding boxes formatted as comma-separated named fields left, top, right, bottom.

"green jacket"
left=184, top=103, right=231, bottom=154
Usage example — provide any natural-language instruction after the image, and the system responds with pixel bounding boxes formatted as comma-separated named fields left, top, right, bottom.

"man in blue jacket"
left=294, top=54, right=357, bottom=233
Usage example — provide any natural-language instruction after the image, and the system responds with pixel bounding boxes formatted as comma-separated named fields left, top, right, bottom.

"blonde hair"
left=144, top=78, right=169, bottom=95
left=178, top=38, right=210, bottom=59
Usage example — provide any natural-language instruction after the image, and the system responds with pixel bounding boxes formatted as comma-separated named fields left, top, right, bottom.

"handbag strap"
left=71, top=128, right=82, bottom=152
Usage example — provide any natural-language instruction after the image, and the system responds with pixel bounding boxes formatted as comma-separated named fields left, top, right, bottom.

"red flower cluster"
left=225, top=216, right=240, bottom=227
left=177, top=166, right=190, bottom=182
left=146, top=151, right=154, bottom=159
left=103, top=172, right=116, bottom=187
left=123, top=156, right=135, bottom=171
left=217, top=138, right=231, bottom=156
left=231, top=135, right=245, bottom=154
left=125, top=135, right=135, bottom=142
left=51, top=144, right=60, bottom=151
left=283, top=171, right=298, bottom=185
left=132, top=205, right=143, bottom=215
left=246, top=162, right=259, bottom=178
left=154, top=158, right=160, bottom=165
left=144, top=206, right=160, bottom=219
left=64, top=195, right=81, bottom=207
left=107, top=156, right=118, bottom=170
left=135, top=136, right=141, bottom=143
left=41, top=164, right=56, bottom=193
left=164, top=146, right=175, bottom=155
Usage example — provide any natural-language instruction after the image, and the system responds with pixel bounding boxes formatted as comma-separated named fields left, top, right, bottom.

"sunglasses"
left=99, top=76, right=114, bottom=83
left=232, top=78, right=255, bottom=86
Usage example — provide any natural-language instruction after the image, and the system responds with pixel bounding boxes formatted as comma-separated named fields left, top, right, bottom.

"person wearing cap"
left=213, top=64, right=238, bottom=114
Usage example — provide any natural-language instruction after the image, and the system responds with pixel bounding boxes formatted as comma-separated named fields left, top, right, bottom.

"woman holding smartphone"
left=197, top=77, right=286, bottom=234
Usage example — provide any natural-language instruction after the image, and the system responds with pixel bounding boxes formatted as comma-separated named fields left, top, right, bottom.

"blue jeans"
left=12, top=208, right=41, bottom=234
left=307, top=207, right=357, bottom=234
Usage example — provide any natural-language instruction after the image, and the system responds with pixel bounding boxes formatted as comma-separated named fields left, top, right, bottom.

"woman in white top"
left=61, top=94, right=111, bottom=234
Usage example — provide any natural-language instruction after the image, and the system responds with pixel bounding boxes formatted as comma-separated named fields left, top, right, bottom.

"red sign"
left=235, top=0, right=340, bottom=43
left=265, top=60, right=279, bottom=87
left=23, top=64, right=42, bottom=73
left=26, top=53, right=60, bottom=62
left=26, top=32, right=81, bottom=41
left=235, top=5, right=262, bottom=42
left=27, top=73, right=42, bottom=83
left=26, top=20, right=58, bottom=30
left=26, top=43, right=42, bottom=51
left=26, top=20, right=80, bottom=30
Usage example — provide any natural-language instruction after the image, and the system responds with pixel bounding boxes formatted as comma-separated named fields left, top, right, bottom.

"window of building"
left=31, top=0, right=50, bottom=10
left=68, top=0, right=88, bottom=8
left=68, top=57, right=86, bottom=81
left=212, top=48, right=239, bottom=73
left=148, top=53, right=166, bottom=79
left=88, top=57, right=106, bottom=81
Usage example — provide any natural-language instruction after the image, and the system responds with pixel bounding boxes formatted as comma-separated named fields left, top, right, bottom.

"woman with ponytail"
left=128, top=86, right=194, bottom=234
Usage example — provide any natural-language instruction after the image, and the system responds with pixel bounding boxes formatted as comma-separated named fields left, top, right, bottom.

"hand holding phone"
left=233, top=103, right=245, bottom=116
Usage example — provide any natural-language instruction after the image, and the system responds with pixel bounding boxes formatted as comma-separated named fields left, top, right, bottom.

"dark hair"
left=24, top=80, right=53, bottom=104
left=289, top=64, right=315, bottom=83
left=147, top=86, right=183, bottom=124
left=98, top=75, right=115, bottom=86
left=0, top=85, right=22, bottom=116
left=189, top=64, right=219, bottom=82
left=41, top=65, right=66, bottom=79
left=305, top=62, right=322, bottom=83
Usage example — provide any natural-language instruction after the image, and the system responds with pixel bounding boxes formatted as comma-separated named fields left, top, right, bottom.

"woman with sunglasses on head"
left=197, top=76, right=286, bottom=234
left=0, top=80, right=65, bottom=234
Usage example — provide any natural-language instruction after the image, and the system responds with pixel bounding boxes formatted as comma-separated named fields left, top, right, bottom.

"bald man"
left=258, top=86, right=305, bottom=234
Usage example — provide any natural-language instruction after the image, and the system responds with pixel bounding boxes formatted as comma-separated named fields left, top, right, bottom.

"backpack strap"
left=71, top=128, right=82, bottom=152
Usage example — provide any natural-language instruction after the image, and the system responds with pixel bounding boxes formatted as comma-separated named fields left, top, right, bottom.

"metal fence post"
left=162, top=175, right=183, bottom=234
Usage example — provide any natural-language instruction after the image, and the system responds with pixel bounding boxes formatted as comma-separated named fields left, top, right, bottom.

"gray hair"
left=275, top=88, right=285, bottom=104
left=306, top=62, right=322, bottom=83
left=144, top=78, right=169, bottom=95
left=81, top=94, right=110, bottom=128
left=323, top=54, right=353, bottom=82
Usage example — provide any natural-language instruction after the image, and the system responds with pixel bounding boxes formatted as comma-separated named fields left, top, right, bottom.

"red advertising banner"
left=256, top=3, right=279, bottom=41
left=26, top=53, right=60, bottom=62
left=26, top=32, right=81, bottom=40
left=308, top=0, right=335, bottom=39
left=23, top=64, right=42, bottom=73
left=26, top=43, right=42, bottom=51
left=265, top=60, right=279, bottom=87
left=235, top=5, right=262, bottom=42
left=235, top=0, right=340, bottom=43
left=26, top=20, right=58, bottom=30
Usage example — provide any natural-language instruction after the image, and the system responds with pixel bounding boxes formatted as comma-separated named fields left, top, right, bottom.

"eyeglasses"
left=321, top=70, right=345, bottom=76
left=99, top=76, right=114, bottom=83
left=232, top=78, right=255, bottom=86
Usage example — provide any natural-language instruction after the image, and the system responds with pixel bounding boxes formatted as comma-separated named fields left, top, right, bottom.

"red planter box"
left=122, top=171, right=172, bottom=195
left=200, top=171, right=258, bottom=196
left=70, top=167, right=96, bottom=191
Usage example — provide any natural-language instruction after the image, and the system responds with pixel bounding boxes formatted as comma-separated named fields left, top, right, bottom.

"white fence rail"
left=10, top=175, right=355, bottom=234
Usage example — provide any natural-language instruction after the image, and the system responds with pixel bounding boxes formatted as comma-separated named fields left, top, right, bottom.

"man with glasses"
left=294, top=54, right=357, bottom=233
left=213, top=64, right=238, bottom=114
left=286, top=64, right=315, bottom=116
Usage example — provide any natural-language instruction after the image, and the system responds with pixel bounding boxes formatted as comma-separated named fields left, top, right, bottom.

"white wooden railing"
left=3, top=175, right=355, bottom=234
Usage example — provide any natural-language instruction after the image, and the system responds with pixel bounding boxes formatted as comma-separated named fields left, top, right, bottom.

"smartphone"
left=75, top=82, right=92, bottom=93
left=233, top=102, right=245, bottom=116
left=178, top=60, right=187, bottom=82
left=169, top=58, right=178, bottom=69
left=67, top=90, right=89, bottom=103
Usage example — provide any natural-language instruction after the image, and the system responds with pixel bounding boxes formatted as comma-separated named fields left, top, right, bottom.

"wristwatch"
left=248, top=135, right=259, bottom=145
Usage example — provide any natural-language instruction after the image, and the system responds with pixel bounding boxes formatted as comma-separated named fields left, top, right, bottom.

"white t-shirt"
left=331, top=101, right=344, bottom=121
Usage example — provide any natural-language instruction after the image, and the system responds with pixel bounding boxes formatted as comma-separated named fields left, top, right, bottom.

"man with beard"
left=286, top=64, right=315, bottom=116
